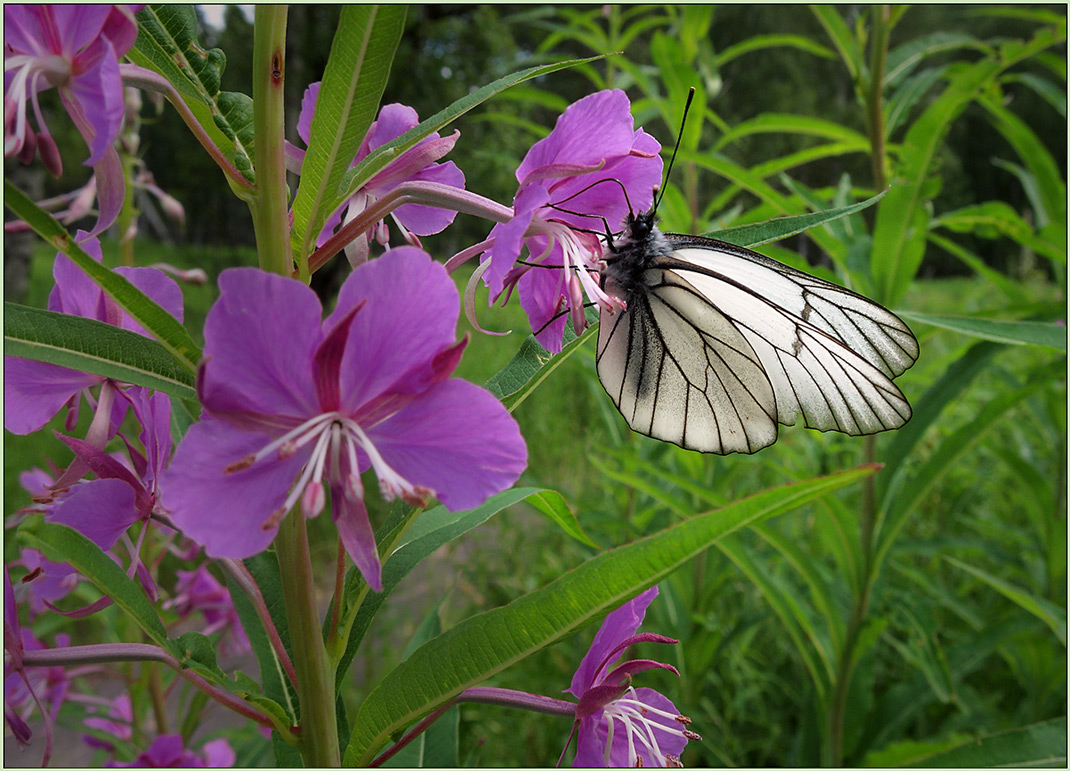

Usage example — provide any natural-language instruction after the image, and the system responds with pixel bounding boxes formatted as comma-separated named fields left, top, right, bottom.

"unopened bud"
left=159, top=193, right=185, bottom=227
left=37, top=132, right=62, bottom=176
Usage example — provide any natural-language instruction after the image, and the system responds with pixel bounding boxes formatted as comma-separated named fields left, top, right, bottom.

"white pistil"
left=600, top=689, right=699, bottom=768
left=237, top=410, right=431, bottom=527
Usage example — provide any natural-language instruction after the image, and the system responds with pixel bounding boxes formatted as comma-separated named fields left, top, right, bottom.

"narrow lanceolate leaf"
left=896, top=311, right=1067, bottom=352
left=903, top=717, right=1067, bottom=768
left=944, top=557, right=1067, bottom=645
left=345, top=467, right=876, bottom=765
left=130, top=5, right=254, bottom=180
left=290, top=5, right=407, bottom=263
left=5, top=304, right=197, bottom=400
left=484, top=307, right=600, bottom=412
left=704, top=189, right=888, bottom=248
left=527, top=490, right=599, bottom=549
left=713, top=113, right=867, bottom=153
left=4, top=182, right=201, bottom=373
left=335, top=488, right=546, bottom=689
left=21, top=523, right=177, bottom=657
left=332, top=56, right=609, bottom=212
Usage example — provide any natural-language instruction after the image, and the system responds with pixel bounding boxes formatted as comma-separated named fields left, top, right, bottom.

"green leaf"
left=527, top=490, right=599, bottom=549
left=1003, top=72, right=1067, bottom=117
left=979, top=95, right=1067, bottom=229
left=896, top=311, right=1066, bottom=351
left=713, top=113, right=867, bottom=153
left=903, top=717, right=1067, bottom=768
left=944, top=557, right=1067, bottom=645
left=335, top=487, right=546, bottom=689
left=21, top=523, right=175, bottom=655
left=332, top=56, right=609, bottom=214
left=871, top=26, right=1065, bottom=305
left=933, top=201, right=1065, bottom=262
left=926, top=233, right=1028, bottom=302
left=130, top=5, right=254, bottom=180
left=344, top=467, right=876, bottom=764
left=3, top=182, right=201, bottom=372
left=811, top=5, right=861, bottom=82
left=484, top=308, right=599, bottom=412
left=875, top=357, right=1065, bottom=571
left=289, top=5, right=408, bottom=263
left=5, top=303, right=197, bottom=400
left=885, top=66, right=948, bottom=138
left=883, top=31, right=988, bottom=86
left=704, top=189, right=888, bottom=247
left=714, top=34, right=835, bottom=68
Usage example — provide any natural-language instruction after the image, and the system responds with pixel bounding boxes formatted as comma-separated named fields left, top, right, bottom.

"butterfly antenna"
left=654, top=86, right=696, bottom=215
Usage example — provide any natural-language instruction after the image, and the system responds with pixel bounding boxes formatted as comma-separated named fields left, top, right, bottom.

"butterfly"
left=593, top=207, right=919, bottom=455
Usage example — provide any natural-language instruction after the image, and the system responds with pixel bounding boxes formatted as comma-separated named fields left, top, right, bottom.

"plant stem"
left=251, top=6, right=294, bottom=276
left=275, top=511, right=341, bottom=766
left=828, top=9, right=892, bottom=759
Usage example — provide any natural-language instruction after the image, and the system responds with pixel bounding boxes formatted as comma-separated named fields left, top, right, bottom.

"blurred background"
left=5, top=5, right=1065, bottom=767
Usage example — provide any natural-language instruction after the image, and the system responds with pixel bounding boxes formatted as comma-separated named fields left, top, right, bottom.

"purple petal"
left=199, top=269, right=322, bottom=424
left=329, top=248, right=461, bottom=413
left=3, top=357, right=100, bottom=435
left=517, top=90, right=636, bottom=186
left=296, top=82, right=320, bottom=146
left=485, top=183, right=549, bottom=298
left=569, top=587, right=659, bottom=697
left=517, top=255, right=569, bottom=354
left=50, top=7, right=112, bottom=56
left=47, top=479, right=138, bottom=551
left=364, top=131, right=460, bottom=194
left=362, top=103, right=419, bottom=154
left=162, top=419, right=312, bottom=559
left=367, top=379, right=527, bottom=511
left=99, top=6, right=140, bottom=58
left=127, top=389, right=172, bottom=485
left=388, top=161, right=466, bottom=236
left=49, top=236, right=106, bottom=318
left=332, top=485, right=382, bottom=592
left=200, top=737, right=237, bottom=767
left=85, top=145, right=126, bottom=237
left=113, top=266, right=185, bottom=328
left=62, top=36, right=124, bottom=166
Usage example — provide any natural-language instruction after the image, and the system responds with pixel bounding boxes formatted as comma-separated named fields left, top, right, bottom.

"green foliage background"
left=4, top=4, right=1065, bottom=768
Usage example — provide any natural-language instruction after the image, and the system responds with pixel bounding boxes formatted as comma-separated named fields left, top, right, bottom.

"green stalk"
left=827, top=8, right=893, bottom=765
left=276, top=511, right=341, bottom=767
left=251, top=7, right=338, bottom=765
left=251, top=6, right=294, bottom=276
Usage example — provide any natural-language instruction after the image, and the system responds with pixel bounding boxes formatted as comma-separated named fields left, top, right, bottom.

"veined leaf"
left=903, top=717, right=1067, bottom=768
left=896, top=311, right=1067, bottom=351
left=130, top=5, right=254, bottom=180
left=484, top=308, right=599, bottom=412
left=3, top=182, right=201, bottom=372
left=20, top=523, right=176, bottom=656
left=713, top=113, right=867, bottom=153
left=715, top=33, right=835, bottom=68
left=5, top=303, right=197, bottom=400
left=345, top=467, right=875, bottom=764
left=704, top=189, right=887, bottom=247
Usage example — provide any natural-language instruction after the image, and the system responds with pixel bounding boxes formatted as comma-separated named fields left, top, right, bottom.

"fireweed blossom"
left=164, top=566, right=250, bottom=657
left=288, top=83, right=466, bottom=266
left=482, top=89, right=662, bottom=353
left=564, top=587, right=699, bottom=767
left=162, top=247, right=527, bottom=591
left=3, top=233, right=183, bottom=444
left=4, top=5, right=140, bottom=233
left=112, top=734, right=236, bottom=768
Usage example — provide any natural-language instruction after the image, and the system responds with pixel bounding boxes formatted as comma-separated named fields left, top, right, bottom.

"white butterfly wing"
left=596, top=238, right=918, bottom=454
left=596, top=268, right=779, bottom=454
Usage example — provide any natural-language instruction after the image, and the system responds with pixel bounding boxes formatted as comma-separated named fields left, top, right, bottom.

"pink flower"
left=4, top=5, right=141, bottom=234
left=483, top=90, right=662, bottom=352
left=163, top=248, right=527, bottom=591
left=290, top=83, right=466, bottom=265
